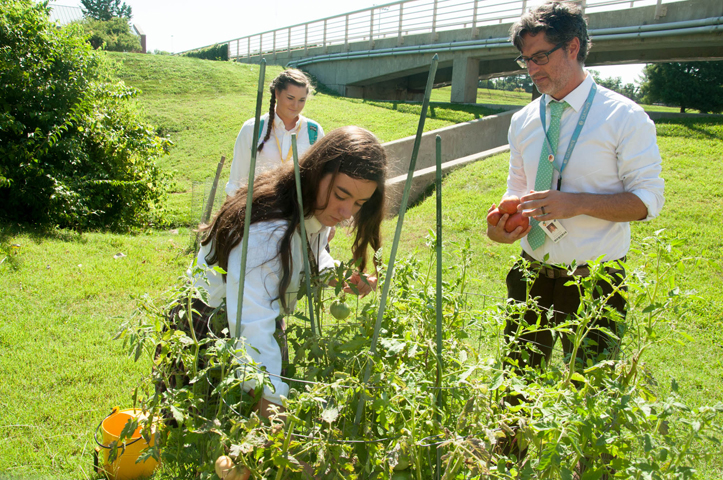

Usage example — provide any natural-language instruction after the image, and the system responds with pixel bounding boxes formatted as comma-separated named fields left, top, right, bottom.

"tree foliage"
left=589, top=70, right=640, bottom=102
left=640, top=61, right=723, bottom=113
left=480, top=74, right=534, bottom=93
left=182, top=44, right=229, bottom=62
left=79, top=17, right=141, bottom=52
left=80, top=0, right=132, bottom=21
left=0, top=0, right=171, bottom=230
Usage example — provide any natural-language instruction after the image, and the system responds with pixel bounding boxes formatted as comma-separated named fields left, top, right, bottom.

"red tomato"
left=498, top=196, right=520, bottom=215
left=504, top=212, right=529, bottom=233
left=487, top=208, right=502, bottom=227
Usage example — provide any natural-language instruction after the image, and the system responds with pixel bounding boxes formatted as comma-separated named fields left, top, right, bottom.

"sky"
left=50, top=0, right=646, bottom=85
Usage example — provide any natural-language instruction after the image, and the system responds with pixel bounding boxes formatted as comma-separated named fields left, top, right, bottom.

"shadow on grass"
left=0, top=221, right=88, bottom=247
left=0, top=222, right=84, bottom=272
left=655, top=116, right=723, bottom=140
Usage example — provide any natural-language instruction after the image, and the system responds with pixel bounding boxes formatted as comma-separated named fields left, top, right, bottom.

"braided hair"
left=257, top=69, right=312, bottom=152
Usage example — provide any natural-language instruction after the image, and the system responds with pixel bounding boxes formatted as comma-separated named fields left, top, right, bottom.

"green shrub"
left=183, top=44, right=229, bottom=62
left=0, top=0, right=170, bottom=230
left=78, top=17, right=141, bottom=52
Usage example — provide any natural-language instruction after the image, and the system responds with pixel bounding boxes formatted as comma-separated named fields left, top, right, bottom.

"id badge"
left=541, top=219, right=568, bottom=243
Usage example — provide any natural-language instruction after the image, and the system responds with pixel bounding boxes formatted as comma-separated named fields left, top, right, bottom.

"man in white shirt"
left=487, top=2, right=664, bottom=373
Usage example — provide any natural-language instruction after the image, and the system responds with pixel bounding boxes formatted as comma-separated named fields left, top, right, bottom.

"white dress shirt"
left=506, top=73, right=664, bottom=265
left=225, top=113, right=325, bottom=196
left=194, top=215, right=335, bottom=404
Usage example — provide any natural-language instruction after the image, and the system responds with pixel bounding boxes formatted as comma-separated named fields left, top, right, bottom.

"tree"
left=79, top=17, right=141, bottom=52
left=589, top=70, right=640, bottom=102
left=80, top=0, right=132, bottom=21
left=640, top=62, right=723, bottom=113
left=0, top=0, right=170, bottom=229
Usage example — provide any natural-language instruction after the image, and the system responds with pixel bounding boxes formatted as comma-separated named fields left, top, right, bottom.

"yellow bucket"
left=94, top=407, right=159, bottom=480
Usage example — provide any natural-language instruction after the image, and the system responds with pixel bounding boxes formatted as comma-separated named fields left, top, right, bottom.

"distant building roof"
left=48, top=4, right=84, bottom=26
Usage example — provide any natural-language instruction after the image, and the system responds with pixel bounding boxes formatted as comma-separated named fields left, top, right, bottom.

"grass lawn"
left=0, top=226, right=190, bottom=479
left=1, top=53, right=721, bottom=479
left=431, top=85, right=698, bottom=113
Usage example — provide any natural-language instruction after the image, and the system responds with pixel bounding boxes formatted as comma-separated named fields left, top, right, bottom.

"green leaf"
left=380, top=337, right=406, bottom=356
left=337, top=336, right=367, bottom=352
left=170, top=405, right=184, bottom=424
left=581, top=468, right=605, bottom=480
left=561, top=467, right=574, bottom=480
left=490, top=373, right=504, bottom=391
left=643, top=433, right=653, bottom=452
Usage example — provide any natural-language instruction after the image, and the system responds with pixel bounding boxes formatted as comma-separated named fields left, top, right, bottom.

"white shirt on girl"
left=194, top=215, right=335, bottom=405
left=225, top=112, right=325, bottom=196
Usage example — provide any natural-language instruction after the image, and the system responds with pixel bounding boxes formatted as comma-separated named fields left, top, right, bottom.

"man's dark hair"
left=510, top=2, right=591, bottom=64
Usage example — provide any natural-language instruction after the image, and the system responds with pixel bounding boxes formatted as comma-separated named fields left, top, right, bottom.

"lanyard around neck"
left=273, top=119, right=303, bottom=163
left=539, top=81, right=597, bottom=190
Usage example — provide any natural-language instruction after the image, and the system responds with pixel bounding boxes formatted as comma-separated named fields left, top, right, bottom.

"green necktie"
left=528, top=101, right=567, bottom=251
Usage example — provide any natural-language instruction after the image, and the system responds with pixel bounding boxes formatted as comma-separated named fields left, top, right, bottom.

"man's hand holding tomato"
left=486, top=196, right=532, bottom=244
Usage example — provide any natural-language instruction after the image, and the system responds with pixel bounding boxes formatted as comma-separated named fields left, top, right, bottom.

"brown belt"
left=521, top=251, right=625, bottom=279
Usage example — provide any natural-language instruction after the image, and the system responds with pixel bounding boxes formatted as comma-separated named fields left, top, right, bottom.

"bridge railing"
left=196, top=0, right=682, bottom=59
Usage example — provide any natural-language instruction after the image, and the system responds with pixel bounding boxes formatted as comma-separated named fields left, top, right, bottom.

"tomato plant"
left=119, top=232, right=723, bottom=479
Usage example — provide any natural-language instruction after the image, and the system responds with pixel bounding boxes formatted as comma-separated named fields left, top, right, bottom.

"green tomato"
left=393, top=452, right=410, bottom=471
left=392, top=442, right=411, bottom=471
left=330, top=298, right=351, bottom=320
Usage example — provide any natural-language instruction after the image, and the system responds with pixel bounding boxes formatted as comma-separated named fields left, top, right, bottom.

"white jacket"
left=194, top=216, right=334, bottom=404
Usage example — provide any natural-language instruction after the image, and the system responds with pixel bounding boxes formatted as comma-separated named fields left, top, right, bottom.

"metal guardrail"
left=181, top=0, right=687, bottom=59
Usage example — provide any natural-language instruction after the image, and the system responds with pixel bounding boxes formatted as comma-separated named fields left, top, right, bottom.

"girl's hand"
left=344, top=272, right=377, bottom=297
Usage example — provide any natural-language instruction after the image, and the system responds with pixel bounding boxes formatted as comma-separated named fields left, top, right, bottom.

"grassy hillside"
left=1, top=53, right=721, bottom=479
left=110, top=53, right=498, bottom=225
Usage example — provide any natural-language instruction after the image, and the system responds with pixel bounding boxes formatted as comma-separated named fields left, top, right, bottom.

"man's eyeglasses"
left=515, top=43, right=564, bottom=69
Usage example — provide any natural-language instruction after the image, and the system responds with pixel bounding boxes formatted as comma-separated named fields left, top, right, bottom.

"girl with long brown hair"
left=225, top=68, right=325, bottom=197
left=197, top=126, right=387, bottom=414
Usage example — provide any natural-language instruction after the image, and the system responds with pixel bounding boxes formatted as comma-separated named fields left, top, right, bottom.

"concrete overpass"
left=216, top=0, right=723, bottom=102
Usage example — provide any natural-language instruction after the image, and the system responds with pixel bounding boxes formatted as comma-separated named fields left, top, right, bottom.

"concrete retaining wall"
left=382, top=109, right=517, bottom=215
left=383, top=109, right=517, bottom=178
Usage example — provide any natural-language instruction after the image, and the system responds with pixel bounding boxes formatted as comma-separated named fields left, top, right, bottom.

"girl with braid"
left=225, top=69, right=325, bottom=197
left=199, top=126, right=386, bottom=417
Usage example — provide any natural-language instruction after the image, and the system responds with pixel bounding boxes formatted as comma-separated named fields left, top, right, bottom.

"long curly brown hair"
left=201, top=126, right=387, bottom=309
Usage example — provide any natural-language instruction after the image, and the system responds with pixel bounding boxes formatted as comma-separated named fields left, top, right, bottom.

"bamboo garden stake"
left=291, top=133, right=317, bottom=336
left=434, top=134, right=443, bottom=480
left=354, top=54, right=440, bottom=428
left=235, top=59, right=266, bottom=339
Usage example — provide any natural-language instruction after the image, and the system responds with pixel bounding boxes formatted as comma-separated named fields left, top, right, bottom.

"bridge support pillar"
left=451, top=56, right=479, bottom=104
